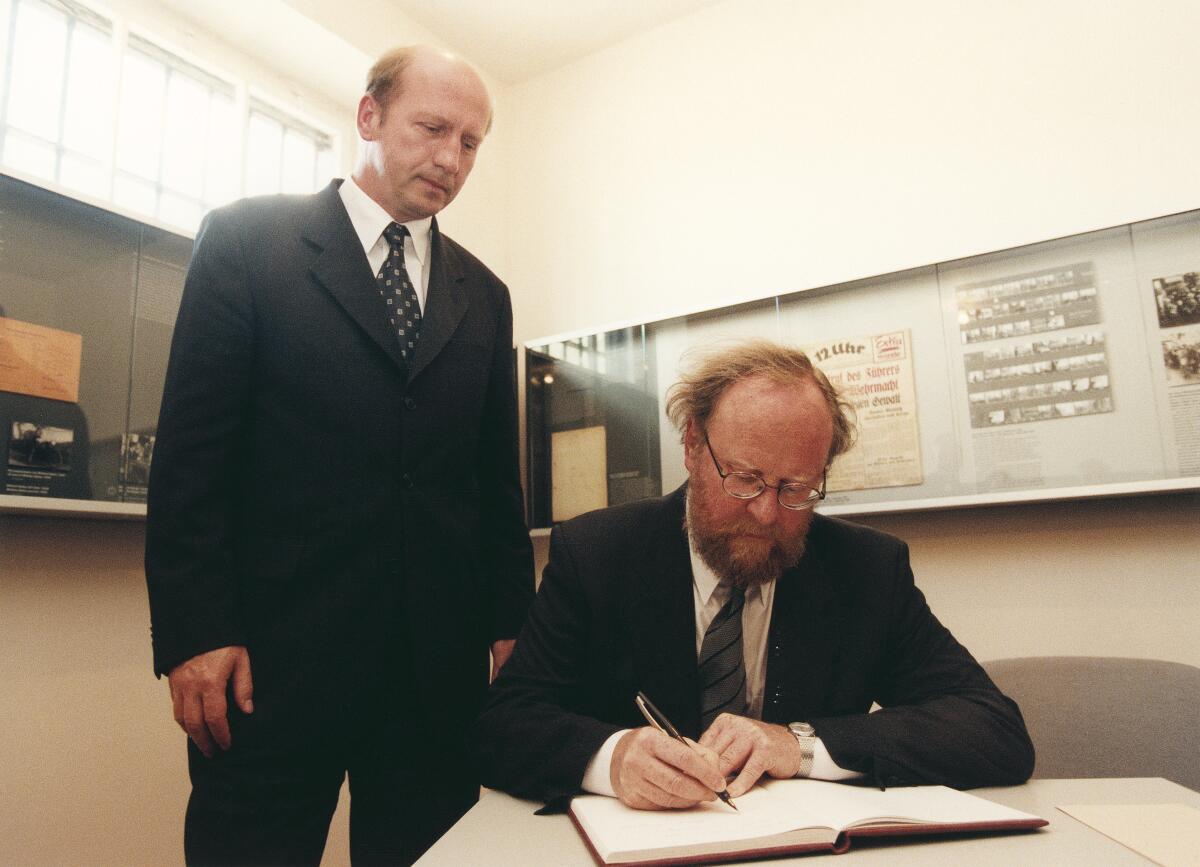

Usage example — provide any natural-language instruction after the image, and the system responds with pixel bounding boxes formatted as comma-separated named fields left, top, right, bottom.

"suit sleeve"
left=473, top=523, right=619, bottom=803
left=813, top=542, right=1035, bottom=788
left=144, top=209, right=254, bottom=677
left=476, top=285, right=535, bottom=640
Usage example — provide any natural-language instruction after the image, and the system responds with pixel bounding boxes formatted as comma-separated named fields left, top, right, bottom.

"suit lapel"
left=303, top=181, right=408, bottom=374
left=406, top=219, right=469, bottom=383
left=629, top=486, right=704, bottom=737
left=765, top=518, right=844, bottom=721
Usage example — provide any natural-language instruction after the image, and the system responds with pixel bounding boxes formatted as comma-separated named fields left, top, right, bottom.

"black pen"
left=635, top=691, right=737, bottom=811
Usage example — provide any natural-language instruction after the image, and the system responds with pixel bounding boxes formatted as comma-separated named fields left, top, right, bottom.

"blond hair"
left=365, top=47, right=416, bottom=117
left=664, top=340, right=856, bottom=464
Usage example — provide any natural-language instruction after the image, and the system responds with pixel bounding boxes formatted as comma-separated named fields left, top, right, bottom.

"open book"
left=569, top=779, right=1047, bottom=865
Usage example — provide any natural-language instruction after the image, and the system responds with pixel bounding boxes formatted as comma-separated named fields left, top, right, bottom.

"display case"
left=1, top=171, right=189, bottom=518
left=525, top=210, right=1200, bottom=527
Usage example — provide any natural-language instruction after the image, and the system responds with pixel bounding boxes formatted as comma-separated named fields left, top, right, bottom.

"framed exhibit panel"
left=1, top=171, right=190, bottom=518
left=525, top=209, right=1200, bottom=528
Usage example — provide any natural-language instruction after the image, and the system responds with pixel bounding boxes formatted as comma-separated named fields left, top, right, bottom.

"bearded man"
left=474, top=340, right=1033, bottom=810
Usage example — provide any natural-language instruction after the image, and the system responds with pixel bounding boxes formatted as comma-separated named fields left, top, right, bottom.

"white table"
left=417, top=778, right=1199, bottom=865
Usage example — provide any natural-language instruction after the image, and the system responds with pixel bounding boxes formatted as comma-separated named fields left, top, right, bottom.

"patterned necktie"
left=377, top=222, right=422, bottom=361
left=698, top=582, right=748, bottom=731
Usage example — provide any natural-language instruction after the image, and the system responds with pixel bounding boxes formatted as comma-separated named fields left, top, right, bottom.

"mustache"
left=707, top=519, right=791, bottom=545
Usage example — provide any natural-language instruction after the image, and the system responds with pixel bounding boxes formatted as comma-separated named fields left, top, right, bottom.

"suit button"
left=402, top=473, right=414, bottom=489
left=404, top=397, right=416, bottom=410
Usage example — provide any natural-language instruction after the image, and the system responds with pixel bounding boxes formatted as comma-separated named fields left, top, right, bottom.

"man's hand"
left=609, top=727, right=728, bottom=810
left=698, top=714, right=801, bottom=797
left=168, top=645, right=253, bottom=758
left=490, top=638, right=516, bottom=682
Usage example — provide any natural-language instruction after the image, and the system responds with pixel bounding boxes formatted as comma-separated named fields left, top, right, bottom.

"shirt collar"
left=339, top=175, right=433, bottom=268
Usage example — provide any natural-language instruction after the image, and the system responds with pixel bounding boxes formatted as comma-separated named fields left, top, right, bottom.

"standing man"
left=146, top=46, right=534, bottom=865
left=475, top=341, right=1033, bottom=809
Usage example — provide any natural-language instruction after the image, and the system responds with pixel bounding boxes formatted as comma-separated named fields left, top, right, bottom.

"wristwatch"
left=788, top=722, right=817, bottom=777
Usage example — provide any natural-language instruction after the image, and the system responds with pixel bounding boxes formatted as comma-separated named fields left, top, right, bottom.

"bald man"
left=146, top=46, right=533, bottom=865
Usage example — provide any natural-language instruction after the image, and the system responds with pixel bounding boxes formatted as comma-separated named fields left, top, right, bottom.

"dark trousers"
left=182, top=646, right=476, bottom=866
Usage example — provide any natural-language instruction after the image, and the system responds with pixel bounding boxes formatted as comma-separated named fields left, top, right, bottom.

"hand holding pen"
left=606, top=691, right=738, bottom=812
left=637, top=692, right=738, bottom=810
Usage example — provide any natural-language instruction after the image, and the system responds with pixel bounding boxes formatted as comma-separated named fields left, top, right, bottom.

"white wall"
left=501, top=0, right=1200, bottom=343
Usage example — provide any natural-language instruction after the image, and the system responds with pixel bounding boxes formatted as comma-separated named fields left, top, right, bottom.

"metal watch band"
left=789, top=722, right=816, bottom=777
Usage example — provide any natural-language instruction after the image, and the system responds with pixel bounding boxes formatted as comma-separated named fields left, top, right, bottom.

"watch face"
left=790, top=722, right=816, bottom=737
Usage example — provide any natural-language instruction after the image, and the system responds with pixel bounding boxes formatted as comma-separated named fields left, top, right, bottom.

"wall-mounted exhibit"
left=526, top=210, right=1200, bottom=528
left=0, top=172, right=190, bottom=517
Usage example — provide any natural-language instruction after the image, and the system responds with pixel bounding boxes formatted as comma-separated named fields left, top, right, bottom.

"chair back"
left=983, top=656, right=1200, bottom=793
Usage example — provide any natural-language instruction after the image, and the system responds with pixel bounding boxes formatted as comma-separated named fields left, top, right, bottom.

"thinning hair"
left=664, top=340, right=856, bottom=464
left=364, top=46, right=493, bottom=133
left=365, top=47, right=416, bottom=117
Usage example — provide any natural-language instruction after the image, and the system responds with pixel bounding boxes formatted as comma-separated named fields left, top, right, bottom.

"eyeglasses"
left=703, top=436, right=826, bottom=510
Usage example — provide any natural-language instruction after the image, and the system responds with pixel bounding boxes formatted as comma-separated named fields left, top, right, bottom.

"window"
left=245, top=101, right=335, bottom=197
left=111, top=35, right=239, bottom=230
left=1, top=0, right=114, bottom=195
left=0, top=0, right=337, bottom=232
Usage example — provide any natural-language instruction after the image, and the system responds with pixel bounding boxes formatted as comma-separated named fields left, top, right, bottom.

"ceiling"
left=384, top=0, right=726, bottom=83
left=152, top=0, right=727, bottom=111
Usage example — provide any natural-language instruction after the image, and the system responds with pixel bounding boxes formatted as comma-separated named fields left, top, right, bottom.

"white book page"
left=796, top=781, right=1040, bottom=829
left=572, top=779, right=1042, bottom=860
left=572, top=784, right=833, bottom=860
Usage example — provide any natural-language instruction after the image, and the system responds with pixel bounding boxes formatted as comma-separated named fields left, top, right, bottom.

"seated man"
left=475, top=341, right=1034, bottom=810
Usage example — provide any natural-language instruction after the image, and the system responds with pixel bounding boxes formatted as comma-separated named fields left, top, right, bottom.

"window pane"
left=112, top=172, right=156, bottom=216
left=244, top=111, right=282, bottom=196
left=60, top=151, right=109, bottom=198
left=204, top=92, right=240, bottom=206
left=115, top=50, right=166, bottom=178
left=280, top=128, right=315, bottom=193
left=158, top=190, right=202, bottom=232
left=61, top=22, right=116, bottom=161
left=5, top=0, right=69, bottom=140
left=2, top=131, right=56, bottom=179
left=159, top=71, right=208, bottom=197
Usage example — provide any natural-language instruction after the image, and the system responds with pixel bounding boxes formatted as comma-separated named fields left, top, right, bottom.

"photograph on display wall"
left=963, top=331, right=1113, bottom=429
left=1162, top=330, right=1200, bottom=386
left=1152, top=271, right=1200, bottom=328
left=955, top=263, right=1100, bottom=345
left=7, top=421, right=74, bottom=472
left=119, top=432, right=155, bottom=501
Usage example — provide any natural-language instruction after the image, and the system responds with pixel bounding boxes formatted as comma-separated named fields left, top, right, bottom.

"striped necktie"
left=699, top=582, right=747, bottom=731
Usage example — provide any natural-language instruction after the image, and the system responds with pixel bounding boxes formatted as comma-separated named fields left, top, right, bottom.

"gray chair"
left=983, top=656, right=1200, bottom=793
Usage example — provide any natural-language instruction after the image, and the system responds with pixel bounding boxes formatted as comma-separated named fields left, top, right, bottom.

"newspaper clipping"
left=805, top=331, right=922, bottom=492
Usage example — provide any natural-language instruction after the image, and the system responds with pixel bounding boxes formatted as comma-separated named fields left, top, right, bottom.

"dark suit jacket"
left=145, top=180, right=533, bottom=781
left=474, top=485, right=1033, bottom=803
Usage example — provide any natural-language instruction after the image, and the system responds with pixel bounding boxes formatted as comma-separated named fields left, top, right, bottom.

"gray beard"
left=684, top=490, right=807, bottom=589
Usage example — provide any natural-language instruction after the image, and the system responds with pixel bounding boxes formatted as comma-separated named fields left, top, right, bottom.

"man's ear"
left=682, top=418, right=701, bottom=474
left=356, top=94, right=381, bottom=141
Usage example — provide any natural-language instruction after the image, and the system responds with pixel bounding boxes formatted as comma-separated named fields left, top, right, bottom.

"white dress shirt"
left=580, top=514, right=861, bottom=796
left=338, top=176, right=433, bottom=312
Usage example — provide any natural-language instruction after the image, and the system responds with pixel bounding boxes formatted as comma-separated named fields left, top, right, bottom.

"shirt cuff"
left=581, top=729, right=629, bottom=796
left=807, top=737, right=865, bottom=781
